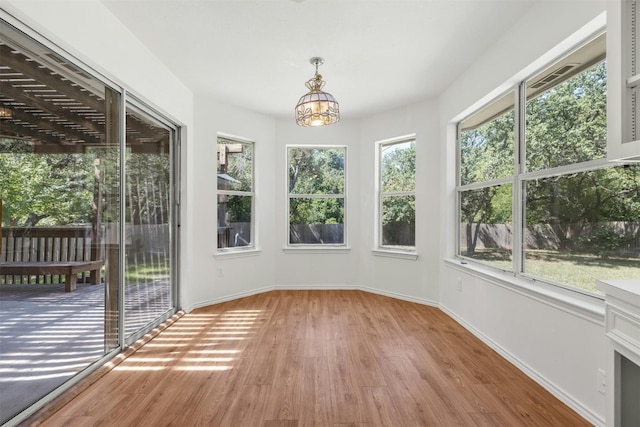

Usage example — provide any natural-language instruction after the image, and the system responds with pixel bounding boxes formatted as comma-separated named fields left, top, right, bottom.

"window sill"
left=214, top=248, right=262, bottom=259
left=283, top=246, right=351, bottom=254
left=442, top=258, right=605, bottom=325
left=372, top=249, right=419, bottom=260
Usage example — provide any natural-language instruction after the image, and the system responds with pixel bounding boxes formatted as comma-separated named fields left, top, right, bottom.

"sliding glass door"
left=0, top=16, right=179, bottom=425
left=124, top=106, right=175, bottom=342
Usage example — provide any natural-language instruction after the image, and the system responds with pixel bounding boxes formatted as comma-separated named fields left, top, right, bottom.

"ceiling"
left=100, top=0, right=536, bottom=120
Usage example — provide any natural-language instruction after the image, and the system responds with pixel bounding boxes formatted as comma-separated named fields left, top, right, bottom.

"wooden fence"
left=460, top=222, right=640, bottom=255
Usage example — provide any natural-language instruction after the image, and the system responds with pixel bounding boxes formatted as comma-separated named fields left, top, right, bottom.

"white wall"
left=358, top=101, right=441, bottom=305
left=273, top=119, right=361, bottom=289
left=188, top=98, right=277, bottom=309
left=438, top=1, right=608, bottom=424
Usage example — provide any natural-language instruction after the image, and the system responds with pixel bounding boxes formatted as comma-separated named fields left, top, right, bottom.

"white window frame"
left=454, top=31, right=631, bottom=298
left=373, top=134, right=418, bottom=260
left=216, top=133, right=256, bottom=254
left=285, top=145, right=348, bottom=251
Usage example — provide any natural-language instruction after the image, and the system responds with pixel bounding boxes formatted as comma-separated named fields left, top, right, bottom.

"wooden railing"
left=0, top=226, right=101, bottom=287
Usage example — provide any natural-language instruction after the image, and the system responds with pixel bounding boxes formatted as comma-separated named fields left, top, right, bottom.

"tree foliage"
left=526, top=62, right=607, bottom=171
left=217, top=141, right=253, bottom=228
left=460, top=110, right=514, bottom=186
left=0, top=140, right=96, bottom=226
left=381, top=141, right=415, bottom=226
left=288, top=147, right=344, bottom=225
left=125, top=153, right=171, bottom=225
left=0, top=140, right=171, bottom=229
left=460, top=61, right=640, bottom=258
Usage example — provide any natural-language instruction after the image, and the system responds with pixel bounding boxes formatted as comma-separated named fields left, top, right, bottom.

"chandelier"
left=0, top=106, right=12, bottom=119
left=295, top=57, right=340, bottom=127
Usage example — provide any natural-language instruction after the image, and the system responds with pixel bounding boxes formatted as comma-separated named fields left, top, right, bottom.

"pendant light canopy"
left=295, top=57, right=340, bottom=127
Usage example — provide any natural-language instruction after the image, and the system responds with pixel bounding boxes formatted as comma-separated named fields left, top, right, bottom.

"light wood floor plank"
left=30, top=290, right=590, bottom=427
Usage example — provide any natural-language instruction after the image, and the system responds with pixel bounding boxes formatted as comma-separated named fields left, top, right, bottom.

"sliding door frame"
left=0, top=9, right=181, bottom=425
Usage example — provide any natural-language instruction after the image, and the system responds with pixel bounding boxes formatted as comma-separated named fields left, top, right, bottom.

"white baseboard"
left=274, top=284, right=359, bottom=291
left=439, top=303, right=604, bottom=427
left=358, top=285, right=438, bottom=307
left=185, top=284, right=357, bottom=312
left=184, top=285, right=275, bottom=312
left=187, top=284, right=437, bottom=311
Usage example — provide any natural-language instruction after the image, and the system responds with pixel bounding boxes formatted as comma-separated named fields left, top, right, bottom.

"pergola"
left=0, top=42, right=168, bottom=153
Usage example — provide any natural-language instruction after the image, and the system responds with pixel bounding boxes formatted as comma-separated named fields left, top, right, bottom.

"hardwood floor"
left=34, top=290, right=590, bottom=426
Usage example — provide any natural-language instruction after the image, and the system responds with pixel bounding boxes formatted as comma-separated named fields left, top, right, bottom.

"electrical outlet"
left=457, top=278, right=462, bottom=292
left=217, top=267, right=223, bottom=278
left=597, top=368, right=606, bottom=395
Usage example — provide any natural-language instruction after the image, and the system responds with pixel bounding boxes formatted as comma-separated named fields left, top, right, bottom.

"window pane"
left=0, top=23, right=120, bottom=423
left=382, top=195, right=415, bottom=248
left=218, top=139, right=253, bottom=191
left=217, top=194, right=252, bottom=248
left=525, top=60, right=606, bottom=172
left=381, top=140, right=415, bottom=193
left=289, top=147, right=345, bottom=195
left=523, top=165, right=640, bottom=294
left=289, top=197, right=344, bottom=244
left=459, top=92, right=515, bottom=186
left=459, top=184, right=513, bottom=270
left=124, top=107, right=173, bottom=339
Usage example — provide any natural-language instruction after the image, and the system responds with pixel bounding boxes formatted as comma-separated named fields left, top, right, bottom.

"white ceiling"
left=101, top=0, right=536, bottom=120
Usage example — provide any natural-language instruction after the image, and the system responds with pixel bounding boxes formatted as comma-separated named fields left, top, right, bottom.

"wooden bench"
left=0, top=260, right=103, bottom=292
left=1, top=226, right=103, bottom=292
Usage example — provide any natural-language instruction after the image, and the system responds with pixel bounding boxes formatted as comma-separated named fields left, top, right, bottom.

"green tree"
left=0, top=140, right=95, bottom=227
left=526, top=165, right=640, bottom=252
left=525, top=62, right=607, bottom=171
left=126, top=152, right=171, bottom=226
left=460, top=60, right=640, bottom=259
left=380, top=141, right=416, bottom=246
left=460, top=110, right=514, bottom=256
left=460, top=111, right=514, bottom=186
left=381, top=142, right=415, bottom=225
left=289, top=147, right=344, bottom=225
left=217, top=140, right=253, bottom=226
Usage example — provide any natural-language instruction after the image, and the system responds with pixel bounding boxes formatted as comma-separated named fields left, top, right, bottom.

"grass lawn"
left=125, top=262, right=170, bottom=282
left=471, top=249, right=639, bottom=295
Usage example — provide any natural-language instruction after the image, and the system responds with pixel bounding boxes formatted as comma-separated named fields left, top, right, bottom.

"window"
left=217, top=136, right=254, bottom=250
left=458, top=33, right=640, bottom=296
left=377, top=136, right=416, bottom=251
left=288, top=146, right=346, bottom=245
left=459, top=91, right=515, bottom=271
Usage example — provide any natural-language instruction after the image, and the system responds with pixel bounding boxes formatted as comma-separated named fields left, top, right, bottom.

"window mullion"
left=455, top=131, right=462, bottom=257
left=381, top=190, right=415, bottom=197
left=220, top=190, right=253, bottom=197
left=289, top=193, right=345, bottom=199
left=457, top=176, right=513, bottom=192
left=521, top=158, right=611, bottom=181
left=513, top=82, right=526, bottom=277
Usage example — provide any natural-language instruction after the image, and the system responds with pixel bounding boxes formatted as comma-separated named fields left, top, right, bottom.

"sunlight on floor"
left=110, top=309, right=267, bottom=373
